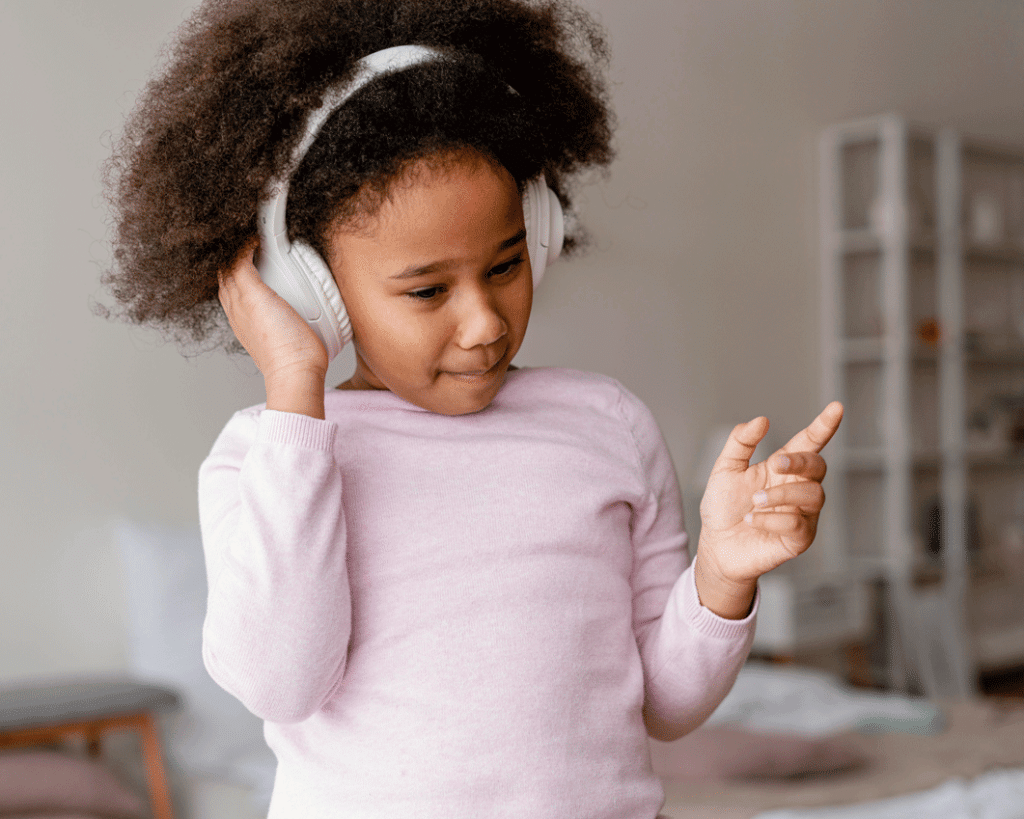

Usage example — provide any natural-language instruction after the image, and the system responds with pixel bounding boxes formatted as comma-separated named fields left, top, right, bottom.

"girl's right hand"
left=219, top=239, right=329, bottom=418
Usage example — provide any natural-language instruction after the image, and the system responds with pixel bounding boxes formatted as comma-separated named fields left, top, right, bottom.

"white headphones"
left=255, top=44, right=564, bottom=363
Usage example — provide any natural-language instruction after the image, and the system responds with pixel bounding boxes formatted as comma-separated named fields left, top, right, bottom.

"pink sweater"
left=198, top=367, right=757, bottom=818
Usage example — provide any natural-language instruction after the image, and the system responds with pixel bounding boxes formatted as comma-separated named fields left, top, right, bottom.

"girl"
left=101, top=0, right=843, bottom=816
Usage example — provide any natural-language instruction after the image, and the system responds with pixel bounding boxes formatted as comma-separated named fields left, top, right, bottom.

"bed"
left=6, top=519, right=1019, bottom=819
left=655, top=668, right=1024, bottom=819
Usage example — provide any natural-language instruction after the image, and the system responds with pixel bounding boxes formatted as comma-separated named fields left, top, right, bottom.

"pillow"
left=112, top=519, right=276, bottom=809
left=0, top=750, right=145, bottom=817
left=648, top=726, right=868, bottom=782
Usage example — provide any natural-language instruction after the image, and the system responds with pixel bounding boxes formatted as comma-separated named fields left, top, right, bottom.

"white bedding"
left=753, top=767, right=1024, bottom=819
left=704, top=662, right=943, bottom=736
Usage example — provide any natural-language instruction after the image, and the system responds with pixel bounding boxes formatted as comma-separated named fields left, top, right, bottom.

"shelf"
left=840, top=336, right=1024, bottom=365
left=824, top=115, right=1024, bottom=694
left=965, top=339, right=1024, bottom=365
left=973, top=623, right=1024, bottom=673
left=965, top=244, right=1024, bottom=265
left=841, top=338, right=942, bottom=363
left=845, top=448, right=942, bottom=471
left=839, top=229, right=880, bottom=253
left=838, top=229, right=937, bottom=255
left=847, top=446, right=1024, bottom=471
left=969, top=575, right=1024, bottom=671
left=842, top=338, right=884, bottom=362
left=966, top=450, right=1024, bottom=470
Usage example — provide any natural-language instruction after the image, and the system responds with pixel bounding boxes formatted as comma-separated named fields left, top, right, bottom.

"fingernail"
left=744, top=512, right=754, bottom=524
left=778, top=455, right=791, bottom=470
left=753, top=490, right=768, bottom=506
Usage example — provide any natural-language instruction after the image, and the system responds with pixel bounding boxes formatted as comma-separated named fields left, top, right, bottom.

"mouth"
left=444, top=357, right=504, bottom=380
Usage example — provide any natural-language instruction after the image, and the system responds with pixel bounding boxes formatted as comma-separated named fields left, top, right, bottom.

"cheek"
left=511, top=276, right=534, bottom=329
left=355, top=299, right=447, bottom=364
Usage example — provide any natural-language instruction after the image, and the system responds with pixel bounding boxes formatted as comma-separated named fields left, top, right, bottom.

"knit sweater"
left=198, top=367, right=757, bottom=818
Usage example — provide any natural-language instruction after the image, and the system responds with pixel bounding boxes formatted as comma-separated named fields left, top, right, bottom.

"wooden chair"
left=0, top=678, right=180, bottom=819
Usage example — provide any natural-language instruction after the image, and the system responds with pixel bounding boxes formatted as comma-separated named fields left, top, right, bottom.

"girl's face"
left=326, top=152, right=533, bottom=416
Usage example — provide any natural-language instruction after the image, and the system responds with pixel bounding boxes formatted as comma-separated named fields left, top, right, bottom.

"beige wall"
left=1, top=0, right=1021, bottom=683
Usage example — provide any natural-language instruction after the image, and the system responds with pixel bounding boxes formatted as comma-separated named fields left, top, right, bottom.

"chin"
left=432, top=393, right=498, bottom=416
left=434, top=379, right=506, bottom=416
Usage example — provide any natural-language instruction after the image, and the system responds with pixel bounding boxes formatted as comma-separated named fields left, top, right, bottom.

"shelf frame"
left=818, top=114, right=1024, bottom=694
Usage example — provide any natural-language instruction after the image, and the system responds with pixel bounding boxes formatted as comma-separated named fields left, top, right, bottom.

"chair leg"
left=137, top=713, right=175, bottom=819
left=85, top=726, right=103, bottom=759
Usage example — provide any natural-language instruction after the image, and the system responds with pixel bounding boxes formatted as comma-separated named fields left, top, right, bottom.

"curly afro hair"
left=98, top=0, right=616, bottom=354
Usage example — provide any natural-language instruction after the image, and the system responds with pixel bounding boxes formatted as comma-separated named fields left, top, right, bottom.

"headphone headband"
left=263, top=45, right=445, bottom=240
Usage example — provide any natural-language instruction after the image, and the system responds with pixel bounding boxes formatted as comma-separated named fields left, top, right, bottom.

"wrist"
left=265, top=367, right=326, bottom=420
left=693, top=551, right=757, bottom=620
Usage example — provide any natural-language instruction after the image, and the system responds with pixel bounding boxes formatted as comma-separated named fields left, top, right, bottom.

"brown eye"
left=407, top=286, right=445, bottom=300
left=489, top=256, right=524, bottom=278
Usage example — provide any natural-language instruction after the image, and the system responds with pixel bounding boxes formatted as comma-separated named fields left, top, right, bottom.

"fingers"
left=217, top=238, right=274, bottom=355
left=769, top=450, right=827, bottom=481
left=743, top=508, right=817, bottom=546
left=750, top=480, right=824, bottom=516
left=780, top=401, right=844, bottom=456
left=219, top=239, right=277, bottom=320
left=219, top=239, right=260, bottom=287
left=713, top=416, right=770, bottom=473
left=744, top=481, right=823, bottom=551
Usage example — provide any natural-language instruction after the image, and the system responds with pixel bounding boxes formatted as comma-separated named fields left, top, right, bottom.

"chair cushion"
left=0, top=750, right=145, bottom=817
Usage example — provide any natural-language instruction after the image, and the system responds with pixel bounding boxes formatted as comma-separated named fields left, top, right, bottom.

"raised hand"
left=693, top=402, right=844, bottom=619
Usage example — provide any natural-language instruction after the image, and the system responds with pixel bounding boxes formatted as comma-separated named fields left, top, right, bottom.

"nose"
left=453, top=285, right=507, bottom=350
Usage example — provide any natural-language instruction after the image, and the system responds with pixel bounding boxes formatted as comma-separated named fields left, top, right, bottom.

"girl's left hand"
left=696, top=402, right=844, bottom=596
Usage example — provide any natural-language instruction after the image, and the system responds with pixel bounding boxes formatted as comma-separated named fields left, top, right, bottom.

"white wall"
left=1, top=0, right=1021, bottom=684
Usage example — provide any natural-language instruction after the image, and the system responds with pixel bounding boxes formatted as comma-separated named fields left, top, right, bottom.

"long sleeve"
left=197, top=408, right=351, bottom=724
left=619, top=387, right=758, bottom=740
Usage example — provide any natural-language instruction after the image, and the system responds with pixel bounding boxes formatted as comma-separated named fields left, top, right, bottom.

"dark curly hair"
left=98, top=0, right=615, bottom=354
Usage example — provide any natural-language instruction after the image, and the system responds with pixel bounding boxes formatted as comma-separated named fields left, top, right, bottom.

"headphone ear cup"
left=545, top=187, right=564, bottom=268
left=522, top=175, right=564, bottom=290
left=290, top=241, right=353, bottom=359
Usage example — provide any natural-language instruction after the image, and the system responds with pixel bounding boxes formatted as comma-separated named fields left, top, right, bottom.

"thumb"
left=712, top=416, right=769, bottom=474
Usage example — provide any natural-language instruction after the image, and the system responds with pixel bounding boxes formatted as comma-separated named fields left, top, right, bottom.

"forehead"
left=329, top=152, right=524, bottom=260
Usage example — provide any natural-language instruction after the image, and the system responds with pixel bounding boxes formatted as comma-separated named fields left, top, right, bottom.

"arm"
left=619, top=388, right=758, bottom=743
left=199, top=408, right=351, bottom=723
left=638, top=564, right=758, bottom=742
left=199, top=244, right=346, bottom=722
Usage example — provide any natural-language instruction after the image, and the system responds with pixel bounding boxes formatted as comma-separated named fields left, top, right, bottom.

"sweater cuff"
left=681, top=563, right=759, bottom=640
left=256, top=409, right=337, bottom=452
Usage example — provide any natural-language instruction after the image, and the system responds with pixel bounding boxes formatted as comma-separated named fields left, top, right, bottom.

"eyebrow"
left=389, top=228, right=528, bottom=280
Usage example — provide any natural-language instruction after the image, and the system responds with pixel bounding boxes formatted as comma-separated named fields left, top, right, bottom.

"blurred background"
left=1, top=0, right=1022, bottom=719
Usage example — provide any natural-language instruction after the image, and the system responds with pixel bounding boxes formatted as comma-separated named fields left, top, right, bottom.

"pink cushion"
left=0, top=751, right=145, bottom=817
left=649, top=726, right=869, bottom=781
left=0, top=815, right=113, bottom=818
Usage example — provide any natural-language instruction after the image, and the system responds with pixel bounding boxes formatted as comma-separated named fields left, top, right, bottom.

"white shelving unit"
left=820, top=114, right=1024, bottom=696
